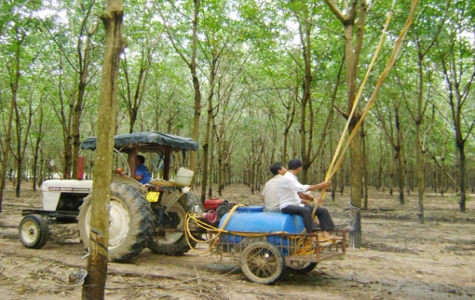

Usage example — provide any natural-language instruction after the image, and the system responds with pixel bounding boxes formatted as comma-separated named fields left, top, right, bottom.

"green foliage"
left=0, top=0, right=473, bottom=196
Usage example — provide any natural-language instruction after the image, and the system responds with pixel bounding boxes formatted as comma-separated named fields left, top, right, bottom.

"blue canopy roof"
left=81, top=132, right=199, bottom=153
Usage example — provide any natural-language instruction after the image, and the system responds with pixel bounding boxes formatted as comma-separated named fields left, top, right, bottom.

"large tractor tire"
left=78, top=183, right=154, bottom=262
left=147, top=194, right=201, bottom=256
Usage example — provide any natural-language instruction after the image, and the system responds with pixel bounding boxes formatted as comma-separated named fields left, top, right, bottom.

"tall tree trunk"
left=457, top=146, right=466, bottom=212
left=0, top=97, right=16, bottom=212
left=415, top=122, right=425, bottom=223
left=82, top=0, right=124, bottom=298
left=189, top=0, right=201, bottom=172
left=324, top=0, right=367, bottom=247
left=200, top=56, right=217, bottom=202
left=32, top=107, right=44, bottom=191
left=72, top=2, right=99, bottom=179
left=208, top=122, right=216, bottom=198
left=10, top=29, right=27, bottom=197
left=394, top=105, right=406, bottom=204
left=362, top=125, right=368, bottom=209
left=298, top=14, right=313, bottom=183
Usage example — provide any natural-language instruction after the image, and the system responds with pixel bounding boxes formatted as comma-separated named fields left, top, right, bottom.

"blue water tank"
left=219, top=207, right=305, bottom=234
left=218, top=207, right=307, bottom=256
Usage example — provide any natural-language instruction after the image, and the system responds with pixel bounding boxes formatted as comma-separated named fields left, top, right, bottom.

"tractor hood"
left=81, top=132, right=199, bottom=153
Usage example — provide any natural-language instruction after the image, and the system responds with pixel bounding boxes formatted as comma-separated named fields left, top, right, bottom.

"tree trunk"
left=9, top=29, right=29, bottom=198
left=72, top=3, right=98, bottom=179
left=343, top=0, right=367, bottom=248
left=200, top=56, right=217, bottom=202
left=458, top=146, right=466, bottom=212
left=189, top=0, right=202, bottom=172
left=0, top=97, right=16, bottom=212
left=362, top=125, right=368, bottom=209
left=32, top=107, right=44, bottom=191
left=289, top=1, right=315, bottom=183
left=82, top=0, right=124, bottom=298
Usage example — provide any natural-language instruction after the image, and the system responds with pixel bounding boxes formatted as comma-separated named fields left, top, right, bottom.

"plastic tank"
left=175, top=167, right=194, bottom=187
left=219, top=206, right=305, bottom=234
left=218, top=206, right=306, bottom=256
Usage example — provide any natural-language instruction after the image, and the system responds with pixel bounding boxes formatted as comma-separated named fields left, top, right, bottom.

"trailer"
left=189, top=205, right=348, bottom=284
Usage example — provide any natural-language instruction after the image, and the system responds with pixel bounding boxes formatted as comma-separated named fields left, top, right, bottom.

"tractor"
left=18, top=132, right=222, bottom=262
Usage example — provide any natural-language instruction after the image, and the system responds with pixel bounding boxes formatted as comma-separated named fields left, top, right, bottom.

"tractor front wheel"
left=19, top=214, right=49, bottom=249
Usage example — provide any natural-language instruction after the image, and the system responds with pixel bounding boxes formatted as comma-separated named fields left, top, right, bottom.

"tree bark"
left=82, top=1, right=124, bottom=298
left=324, top=0, right=367, bottom=247
left=0, top=94, right=16, bottom=212
left=200, top=55, right=217, bottom=202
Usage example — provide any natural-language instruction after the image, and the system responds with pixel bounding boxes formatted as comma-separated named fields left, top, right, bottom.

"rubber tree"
left=437, top=0, right=475, bottom=212
left=199, top=0, right=251, bottom=200
left=3, top=2, right=44, bottom=197
left=323, top=0, right=368, bottom=247
left=374, top=85, right=408, bottom=204
left=403, top=1, right=449, bottom=222
left=0, top=89, right=15, bottom=212
left=82, top=0, right=124, bottom=298
left=156, top=0, right=202, bottom=172
left=43, top=0, right=100, bottom=179
left=285, top=1, right=337, bottom=184
left=119, top=3, right=158, bottom=133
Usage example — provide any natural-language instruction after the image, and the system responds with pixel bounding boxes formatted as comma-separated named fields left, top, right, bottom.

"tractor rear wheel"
left=78, top=183, right=154, bottom=262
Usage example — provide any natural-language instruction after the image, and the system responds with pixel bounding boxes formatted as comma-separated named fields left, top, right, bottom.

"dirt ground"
left=0, top=182, right=474, bottom=300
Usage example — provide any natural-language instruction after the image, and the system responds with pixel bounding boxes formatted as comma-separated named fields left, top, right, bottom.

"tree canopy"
left=1, top=0, right=474, bottom=214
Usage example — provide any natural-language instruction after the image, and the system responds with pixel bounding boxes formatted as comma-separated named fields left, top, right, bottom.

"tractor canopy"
left=81, top=132, right=199, bottom=153
left=80, top=132, right=198, bottom=180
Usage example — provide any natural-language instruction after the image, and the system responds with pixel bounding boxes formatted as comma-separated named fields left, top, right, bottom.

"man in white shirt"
left=278, top=159, right=338, bottom=240
left=261, top=163, right=287, bottom=212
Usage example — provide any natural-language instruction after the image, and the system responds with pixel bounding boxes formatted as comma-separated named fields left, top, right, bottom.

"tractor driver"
left=135, top=155, right=152, bottom=184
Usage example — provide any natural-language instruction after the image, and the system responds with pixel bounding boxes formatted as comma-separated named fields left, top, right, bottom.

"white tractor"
left=19, top=132, right=211, bottom=262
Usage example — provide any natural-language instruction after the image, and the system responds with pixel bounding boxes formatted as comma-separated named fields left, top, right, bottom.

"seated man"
left=135, top=155, right=152, bottom=184
left=277, top=159, right=340, bottom=241
left=261, top=162, right=287, bottom=212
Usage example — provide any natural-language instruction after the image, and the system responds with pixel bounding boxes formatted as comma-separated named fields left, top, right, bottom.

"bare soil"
left=0, top=182, right=474, bottom=300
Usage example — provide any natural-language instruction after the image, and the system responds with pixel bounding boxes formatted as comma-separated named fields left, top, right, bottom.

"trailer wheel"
left=19, top=214, right=49, bottom=249
left=287, top=261, right=317, bottom=273
left=240, top=241, right=285, bottom=284
left=78, top=183, right=154, bottom=262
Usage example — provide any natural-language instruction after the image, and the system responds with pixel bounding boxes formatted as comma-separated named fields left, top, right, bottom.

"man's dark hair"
left=269, top=162, right=283, bottom=175
left=287, top=159, right=302, bottom=170
left=137, top=155, right=145, bottom=164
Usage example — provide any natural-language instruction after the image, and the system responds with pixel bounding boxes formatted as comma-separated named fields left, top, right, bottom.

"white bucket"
left=175, top=168, right=194, bottom=187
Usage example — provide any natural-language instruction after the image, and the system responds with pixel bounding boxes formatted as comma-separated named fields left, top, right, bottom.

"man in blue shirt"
left=135, top=155, right=152, bottom=184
